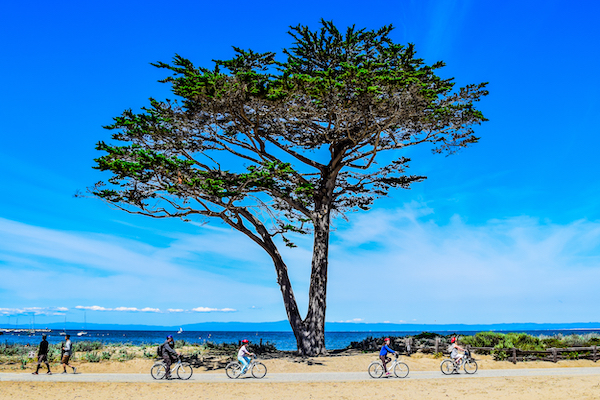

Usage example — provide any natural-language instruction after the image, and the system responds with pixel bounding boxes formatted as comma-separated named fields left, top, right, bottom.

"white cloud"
left=192, top=307, right=236, bottom=313
left=337, top=318, right=364, bottom=323
left=3, top=202, right=600, bottom=325
left=0, top=307, right=68, bottom=316
left=140, top=307, right=161, bottom=313
left=0, top=217, right=279, bottom=322
left=326, top=203, right=600, bottom=324
left=76, top=305, right=111, bottom=311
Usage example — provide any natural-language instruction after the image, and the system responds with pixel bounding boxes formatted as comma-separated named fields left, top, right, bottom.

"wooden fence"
left=381, top=337, right=600, bottom=364
left=465, top=345, right=600, bottom=364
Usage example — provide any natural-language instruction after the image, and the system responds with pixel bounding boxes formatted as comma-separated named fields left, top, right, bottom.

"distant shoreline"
left=3, top=321, right=599, bottom=332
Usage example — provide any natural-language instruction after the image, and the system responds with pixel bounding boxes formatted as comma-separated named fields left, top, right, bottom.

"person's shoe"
left=47, top=372, right=52, bottom=375
left=72, top=367, right=77, bottom=374
left=385, top=372, right=391, bottom=376
left=61, top=371, right=67, bottom=374
left=32, top=372, right=38, bottom=375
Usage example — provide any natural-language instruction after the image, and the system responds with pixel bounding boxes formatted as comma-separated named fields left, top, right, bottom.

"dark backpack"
left=157, top=344, right=163, bottom=357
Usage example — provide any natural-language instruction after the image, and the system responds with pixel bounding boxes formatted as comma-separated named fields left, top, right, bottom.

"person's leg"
left=33, top=355, right=42, bottom=374
left=163, top=355, right=173, bottom=378
left=238, top=356, right=250, bottom=373
left=62, top=355, right=69, bottom=373
left=379, top=355, right=389, bottom=373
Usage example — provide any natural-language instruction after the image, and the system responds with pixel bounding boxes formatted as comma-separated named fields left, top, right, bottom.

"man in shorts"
left=61, top=334, right=76, bottom=374
left=32, top=334, right=52, bottom=375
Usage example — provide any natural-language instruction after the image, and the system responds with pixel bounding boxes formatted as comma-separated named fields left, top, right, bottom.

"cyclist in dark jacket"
left=379, top=338, right=396, bottom=376
left=161, top=335, right=180, bottom=379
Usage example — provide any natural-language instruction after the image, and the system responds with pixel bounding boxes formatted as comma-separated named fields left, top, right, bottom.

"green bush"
left=117, top=349, right=134, bottom=362
left=83, top=352, right=101, bottom=363
left=73, top=341, right=104, bottom=352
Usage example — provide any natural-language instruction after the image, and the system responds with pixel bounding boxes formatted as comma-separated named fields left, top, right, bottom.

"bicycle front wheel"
left=393, top=362, right=409, bottom=378
left=368, top=362, right=384, bottom=378
left=177, top=362, right=193, bottom=380
left=251, top=362, right=267, bottom=379
left=225, top=362, right=242, bottom=379
left=440, top=359, right=455, bottom=375
left=151, top=363, right=167, bottom=380
left=464, top=359, right=478, bottom=374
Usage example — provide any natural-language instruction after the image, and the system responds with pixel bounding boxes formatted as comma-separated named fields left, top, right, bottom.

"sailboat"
left=59, top=316, right=66, bottom=335
left=177, top=327, right=183, bottom=334
left=77, top=311, right=88, bottom=336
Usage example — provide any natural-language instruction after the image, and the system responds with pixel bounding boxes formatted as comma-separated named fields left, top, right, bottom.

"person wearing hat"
left=32, top=334, right=52, bottom=375
left=160, top=335, right=180, bottom=379
left=237, top=339, right=255, bottom=375
left=449, top=337, right=466, bottom=366
left=379, top=338, right=396, bottom=376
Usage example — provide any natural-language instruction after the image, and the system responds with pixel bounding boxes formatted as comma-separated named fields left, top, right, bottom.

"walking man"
left=32, top=334, right=51, bottom=375
left=61, top=334, right=76, bottom=374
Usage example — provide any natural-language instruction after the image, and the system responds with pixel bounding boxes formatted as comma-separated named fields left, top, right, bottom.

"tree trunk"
left=294, top=203, right=330, bottom=356
left=259, top=168, right=337, bottom=356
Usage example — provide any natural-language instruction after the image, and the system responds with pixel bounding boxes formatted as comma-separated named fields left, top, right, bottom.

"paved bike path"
left=1, top=368, right=600, bottom=383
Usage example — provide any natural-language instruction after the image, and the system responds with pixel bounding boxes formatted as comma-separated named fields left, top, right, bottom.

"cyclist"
left=379, top=337, right=396, bottom=376
left=160, top=335, right=180, bottom=379
left=449, top=337, right=466, bottom=366
left=237, top=339, right=255, bottom=375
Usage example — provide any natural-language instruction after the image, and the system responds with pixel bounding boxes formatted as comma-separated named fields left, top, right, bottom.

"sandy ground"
left=2, top=353, right=600, bottom=399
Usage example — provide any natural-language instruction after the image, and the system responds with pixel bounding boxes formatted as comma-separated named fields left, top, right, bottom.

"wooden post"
left=594, top=346, right=597, bottom=362
left=552, top=348, right=557, bottom=363
left=512, top=347, right=517, bottom=364
left=435, top=337, right=440, bottom=354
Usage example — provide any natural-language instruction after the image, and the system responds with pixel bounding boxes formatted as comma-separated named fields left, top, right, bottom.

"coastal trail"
left=2, top=367, right=600, bottom=382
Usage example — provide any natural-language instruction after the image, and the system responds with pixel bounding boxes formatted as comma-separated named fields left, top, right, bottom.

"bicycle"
left=151, top=356, right=193, bottom=380
left=440, top=349, right=478, bottom=375
left=368, top=353, right=409, bottom=378
left=225, top=355, right=267, bottom=379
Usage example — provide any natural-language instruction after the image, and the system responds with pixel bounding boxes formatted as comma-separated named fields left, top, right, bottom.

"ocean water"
left=3, top=329, right=600, bottom=351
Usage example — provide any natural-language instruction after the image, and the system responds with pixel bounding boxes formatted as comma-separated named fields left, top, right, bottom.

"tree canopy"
left=91, top=20, right=488, bottom=355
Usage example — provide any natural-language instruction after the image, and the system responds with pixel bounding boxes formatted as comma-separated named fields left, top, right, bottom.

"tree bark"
left=294, top=202, right=330, bottom=356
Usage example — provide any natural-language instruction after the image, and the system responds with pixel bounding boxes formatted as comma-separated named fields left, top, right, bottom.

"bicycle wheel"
left=440, top=359, right=455, bottom=375
left=151, top=363, right=167, bottom=380
left=251, top=362, right=267, bottom=379
left=463, top=359, right=478, bottom=374
left=393, top=362, right=409, bottom=378
left=225, top=361, right=242, bottom=379
left=368, top=362, right=384, bottom=378
left=177, top=362, right=193, bottom=380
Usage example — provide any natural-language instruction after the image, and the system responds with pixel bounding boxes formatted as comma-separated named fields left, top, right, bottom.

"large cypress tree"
left=92, top=20, right=488, bottom=356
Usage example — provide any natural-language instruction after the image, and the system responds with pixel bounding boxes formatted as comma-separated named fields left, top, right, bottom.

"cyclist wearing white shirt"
left=449, top=337, right=466, bottom=365
left=237, top=340, right=255, bottom=374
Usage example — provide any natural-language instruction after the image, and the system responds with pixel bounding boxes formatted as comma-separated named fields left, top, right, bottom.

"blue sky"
left=1, top=0, right=599, bottom=328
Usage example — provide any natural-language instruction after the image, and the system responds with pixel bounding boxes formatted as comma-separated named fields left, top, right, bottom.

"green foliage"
left=83, top=352, right=101, bottom=363
left=413, top=332, right=441, bottom=340
left=248, top=340, right=278, bottom=355
left=101, top=351, right=112, bottom=361
left=89, top=20, right=488, bottom=355
left=566, top=351, right=579, bottom=360
left=73, top=341, right=104, bottom=352
left=174, top=339, right=187, bottom=348
left=116, top=349, right=135, bottom=362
